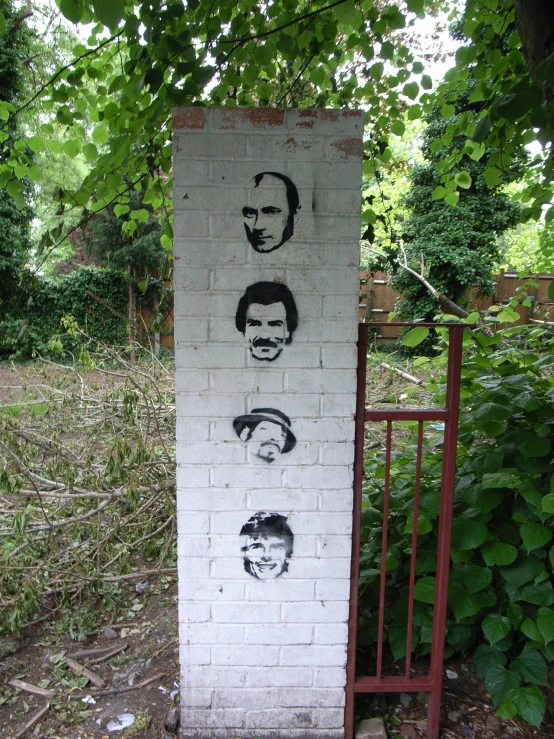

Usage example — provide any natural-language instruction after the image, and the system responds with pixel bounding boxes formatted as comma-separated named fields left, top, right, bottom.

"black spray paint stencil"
left=242, top=172, right=300, bottom=253
left=233, top=408, right=296, bottom=463
left=240, top=512, right=294, bottom=580
left=235, top=281, right=298, bottom=362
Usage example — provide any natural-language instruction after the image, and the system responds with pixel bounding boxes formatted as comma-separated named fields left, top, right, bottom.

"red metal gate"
left=345, top=322, right=466, bottom=739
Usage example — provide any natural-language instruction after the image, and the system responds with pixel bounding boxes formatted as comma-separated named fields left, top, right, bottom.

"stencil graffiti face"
left=233, top=408, right=296, bottom=464
left=240, top=512, right=294, bottom=580
left=242, top=173, right=299, bottom=253
left=247, top=420, right=287, bottom=462
left=243, top=536, right=289, bottom=579
left=235, top=282, right=298, bottom=362
left=244, top=302, right=289, bottom=361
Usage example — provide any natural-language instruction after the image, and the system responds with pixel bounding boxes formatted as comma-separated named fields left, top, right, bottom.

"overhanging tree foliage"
left=0, top=0, right=551, bottom=268
left=0, top=0, right=33, bottom=315
left=388, top=83, right=526, bottom=322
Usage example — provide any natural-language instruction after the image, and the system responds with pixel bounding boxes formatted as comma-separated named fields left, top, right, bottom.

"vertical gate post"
left=426, top=324, right=464, bottom=738
left=345, top=323, right=368, bottom=739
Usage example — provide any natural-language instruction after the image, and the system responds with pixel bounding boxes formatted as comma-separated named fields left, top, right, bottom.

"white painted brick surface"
left=174, top=108, right=362, bottom=738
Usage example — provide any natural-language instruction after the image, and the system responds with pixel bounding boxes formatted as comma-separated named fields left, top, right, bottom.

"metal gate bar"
left=345, top=322, right=465, bottom=739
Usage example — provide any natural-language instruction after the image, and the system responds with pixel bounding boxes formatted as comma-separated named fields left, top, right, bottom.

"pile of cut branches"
left=0, top=345, right=176, bottom=635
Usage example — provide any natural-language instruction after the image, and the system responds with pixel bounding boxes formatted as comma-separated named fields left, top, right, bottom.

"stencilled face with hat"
left=233, top=408, right=296, bottom=464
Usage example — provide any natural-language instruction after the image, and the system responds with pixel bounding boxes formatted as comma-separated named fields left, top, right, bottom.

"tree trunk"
left=512, top=0, right=554, bottom=100
left=128, top=268, right=136, bottom=363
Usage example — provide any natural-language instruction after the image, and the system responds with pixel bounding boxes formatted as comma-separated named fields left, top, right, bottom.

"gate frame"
left=345, top=322, right=466, bottom=739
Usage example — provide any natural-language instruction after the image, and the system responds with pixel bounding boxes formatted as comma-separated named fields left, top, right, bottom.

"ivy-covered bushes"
left=359, top=324, right=554, bottom=727
left=0, top=267, right=129, bottom=359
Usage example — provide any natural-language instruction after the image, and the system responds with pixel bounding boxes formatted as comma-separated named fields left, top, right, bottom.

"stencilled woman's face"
left=243, top=536, right=289, bottom=579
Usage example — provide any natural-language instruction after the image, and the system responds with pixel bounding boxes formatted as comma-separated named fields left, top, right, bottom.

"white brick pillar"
left=173, top=107, right=364, bottom=739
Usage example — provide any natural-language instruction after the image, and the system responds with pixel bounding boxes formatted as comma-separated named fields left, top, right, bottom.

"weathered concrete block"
left=356, top=717, right=388, bottom=739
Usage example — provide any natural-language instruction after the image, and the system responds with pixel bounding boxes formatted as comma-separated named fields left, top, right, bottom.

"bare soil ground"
left=0, top=579, right=179, bottom=738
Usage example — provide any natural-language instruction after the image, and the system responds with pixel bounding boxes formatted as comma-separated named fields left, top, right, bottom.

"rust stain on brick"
left=173, top=108, right=207, bottom=129
left=296, top=121, right=315, bottom=129
left=330, top=137, right=364, bottom=158
left=283, top=137, right=312, bottom=152
left=219, top=108, right=286, bottom=129
left=297, top=109, right=362, bottom=126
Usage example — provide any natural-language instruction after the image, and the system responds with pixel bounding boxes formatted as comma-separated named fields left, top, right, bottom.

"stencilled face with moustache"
left=244, top=301, right=289, bottom=362
left=235, top=282, right=298, bottom=363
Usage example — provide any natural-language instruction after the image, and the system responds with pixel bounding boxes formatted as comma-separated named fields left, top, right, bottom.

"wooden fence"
left=359, top=270, right=554, bottom=341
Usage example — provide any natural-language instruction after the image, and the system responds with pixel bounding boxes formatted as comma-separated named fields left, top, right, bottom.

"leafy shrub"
left=0, top=267, right=128, bottom=359
left=359, top=324, right=554, bottom=727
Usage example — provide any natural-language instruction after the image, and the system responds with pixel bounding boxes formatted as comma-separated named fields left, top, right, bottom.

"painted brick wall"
left=173, top=107, right=363, bottom=739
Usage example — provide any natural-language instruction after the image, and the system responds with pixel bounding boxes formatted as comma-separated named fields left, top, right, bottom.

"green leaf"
left=421, top=74, right=432, bottom=90
left=451, top=519, right=487, bottom=550
left=0, top=10, right=5, bottom=34
left=537, top=608, right=554, bottom=645
left=481, top=470, right=520, bottom=489
left=60, top=0, right=83, bottom=23
left=441, top=104, right=455, bottom=119
left=253, top=44, right=274, bottom=68
left=474, top=644, right=507, bottom=679
left=92, top=125, right=109, bottom=145
left=91, top=0, right=125, bottom=28
left=26, top=166, right=42, bottom=183
left=82, top=143, right=98, bottom=162
left=114, top=204, right=129, bottom=217
left=482, top=614, right=510, bottom=645
left=310, top=67, right=326, bottom=87
left=500, top=554, right=543, bottom=588
left=446, top=623, right=472, bottom=650
left=472, top=114, right=491, bottom=143
left=403, top=82, right=419, bottom=100
left=517, top=435, right=551, bottom=459
left=444, top=191, right=459, bottom=206
left=334, top=0, right=358, bottom=27
left=256, top=81, right=273, bottom=100
left=520, top=618, right=542, bottom=643
left=548, top=280, right=554, bottom=302
left=63, top=139, right=81, bottom=158
left=28, top=135, right=44, bottom=153
left=517, top=582, right=554, bottom=606
left=497, top=701, right=518, bottom=720
left=485, top=665, right=520, bottom=707
left=463, top=564, right=492, bottom=594
left=508, top=686, right=546, bottom=726
left=369, top=62, right=384, bottom=80
left=406, top=0, right=424, bottom=15
left=484, top=166, right=503, bottom=188
left=402, top=326, right=429, bottom=348
left=541, top=494, right=554, bottom=514
left=482, top=542, right=517, bottom=567
left=472, top=402, right=512, bottom=423
left=414, top=576, right=435, bottom=604
left=520, top=523, right=553, bottom=553
left=432, top=186, right=447, bottom=201
left=448, top=582, right=480, bottom=620
left=407, top=104, right=421, bottom=120
left=390, top=120, right=405, bottom=136
left=455, top=171, right=472, bottom=189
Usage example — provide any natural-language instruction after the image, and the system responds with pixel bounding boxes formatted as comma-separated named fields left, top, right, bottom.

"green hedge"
left=0, top=267, right=129, bottom=359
